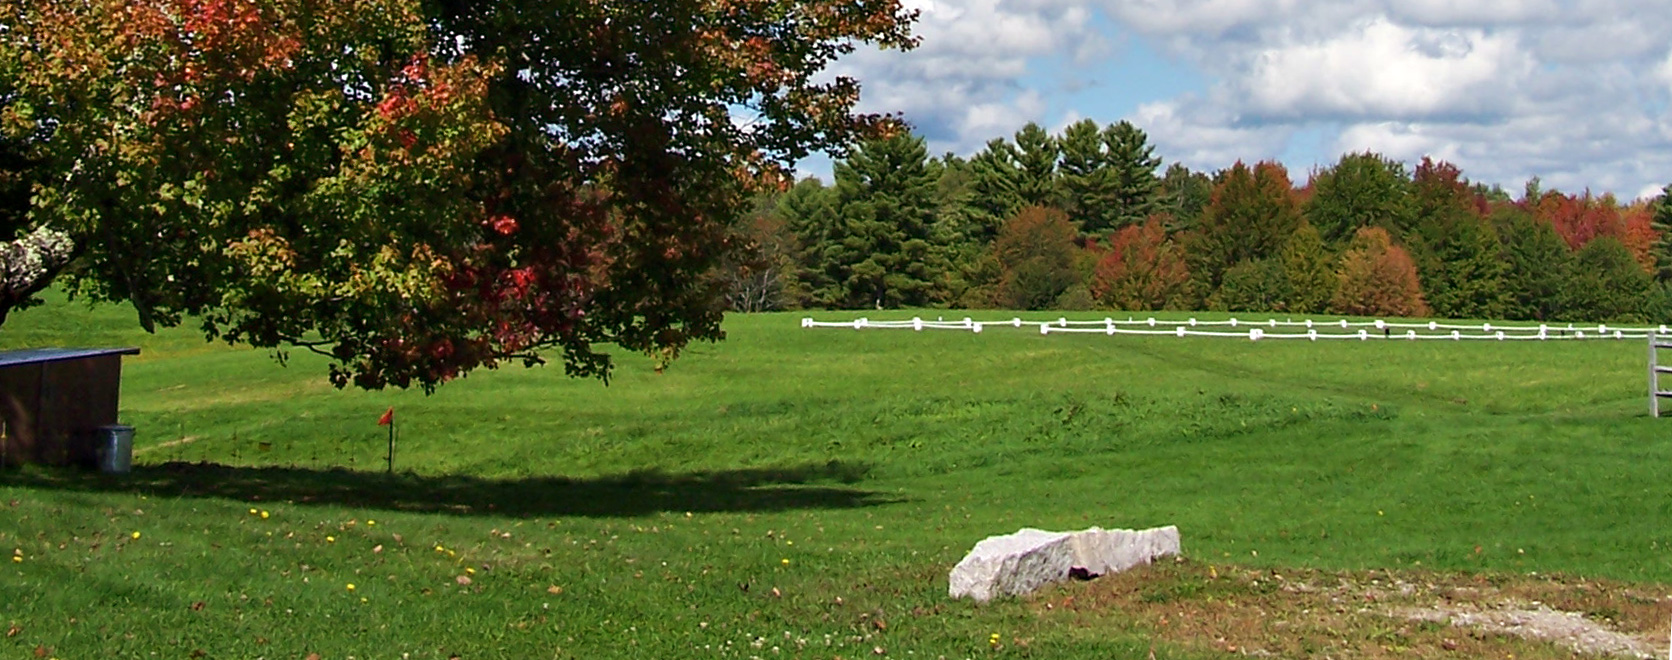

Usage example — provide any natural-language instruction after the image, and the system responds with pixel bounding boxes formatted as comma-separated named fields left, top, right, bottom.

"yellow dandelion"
left=249, top=508, right=258, bottom=515
left=435, top=545, right=444, bottom=552
left=260, top=511, right=269, bottom=519
left=131, top=531, right=141, bottom=540
left=465, top=567, right=476, bottom=575
left=366, top=520, right=375, bottom=526
left=11, top=555, right=20, bottom=563
left=346, top=583, right=356, bottom=591
left=360, top=597, right=368, bottom=603
left=781, top=558, right=790, bottom=566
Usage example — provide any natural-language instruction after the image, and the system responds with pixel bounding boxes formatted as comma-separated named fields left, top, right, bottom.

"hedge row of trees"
left=725, top=120, right=1672, bottom=323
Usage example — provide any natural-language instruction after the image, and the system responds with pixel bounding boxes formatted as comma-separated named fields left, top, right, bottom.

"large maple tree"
left=0, top=0, right=917, bottom=390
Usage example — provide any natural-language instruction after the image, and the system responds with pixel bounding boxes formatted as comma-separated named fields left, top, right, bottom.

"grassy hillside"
left=2, top=295, right=1669, bottom=658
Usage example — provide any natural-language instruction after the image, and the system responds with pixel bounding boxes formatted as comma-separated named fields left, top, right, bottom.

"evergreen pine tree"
left=1012, top=122, right=1059, bottom=209
left=1493, top=205, right=1571, bottom=321
left=1101, top=120, right=1161, bottom=231
left=967, top=138, right=1024, bottom=243
left=1158, top=163, right=1212, bottom=233
left=1408, top=158, right=1508, bottom=319
left=776, top=177, right=845, bottom=308
left=1056, top=119, right=1119, bottom=233
left=831, top=131, right=944, bottom=308
left=1651, top=184, right=1672, bottom=282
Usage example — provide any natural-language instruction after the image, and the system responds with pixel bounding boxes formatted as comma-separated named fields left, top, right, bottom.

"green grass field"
left=3, top=294, right=1671, bottom=658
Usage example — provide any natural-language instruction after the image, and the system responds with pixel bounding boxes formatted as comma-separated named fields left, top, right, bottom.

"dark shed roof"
left=0, top=347, right=141, bottom=369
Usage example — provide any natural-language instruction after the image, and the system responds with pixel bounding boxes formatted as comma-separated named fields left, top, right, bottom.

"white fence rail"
left=803, top=316, right=1672, bottom=341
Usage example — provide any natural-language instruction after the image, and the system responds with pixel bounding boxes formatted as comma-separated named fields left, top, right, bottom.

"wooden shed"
left=0, top=347, right=139, bottom=467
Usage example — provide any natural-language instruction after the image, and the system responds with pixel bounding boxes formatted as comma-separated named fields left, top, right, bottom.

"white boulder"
left=948, top=525, right=1180, bottom=602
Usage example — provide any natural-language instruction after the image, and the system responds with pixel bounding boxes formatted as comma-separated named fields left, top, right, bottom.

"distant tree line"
left=721, top=120, right=1672, bottom=323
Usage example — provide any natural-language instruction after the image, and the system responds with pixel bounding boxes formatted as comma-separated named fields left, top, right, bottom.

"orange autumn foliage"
left=1090, top=216, right=1194, bottom=311
left=1531, top=191, right=1655, bottom=272
left=1331, top=227, right=1431, bottom=318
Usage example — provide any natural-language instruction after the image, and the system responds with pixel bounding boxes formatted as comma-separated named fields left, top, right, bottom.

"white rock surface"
left=948, top=525, right=1180, bottom=602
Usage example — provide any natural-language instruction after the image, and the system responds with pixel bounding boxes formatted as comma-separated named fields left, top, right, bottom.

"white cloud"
left=1132, top=99, right=1293, bottom=169
left=1239, top=18, right=1533, bottom=121
left=1386, top=0, right=1557, bottom=27
left=1095, top=0, right=1672, bottom=195
left=831, top=0, right=1101, bottom=151
left=817, top=0, right=1672, bottom=196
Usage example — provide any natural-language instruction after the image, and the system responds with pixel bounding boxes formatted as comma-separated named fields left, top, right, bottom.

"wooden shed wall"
left=0, top=355, right=123, bottom=467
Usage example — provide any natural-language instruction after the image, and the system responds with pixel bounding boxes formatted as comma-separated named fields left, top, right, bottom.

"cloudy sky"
left=802, top=0, right=1672, bottom=201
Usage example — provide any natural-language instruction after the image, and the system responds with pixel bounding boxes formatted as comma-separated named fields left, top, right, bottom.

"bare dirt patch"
left=1028, top=559, right=1672, bottom=659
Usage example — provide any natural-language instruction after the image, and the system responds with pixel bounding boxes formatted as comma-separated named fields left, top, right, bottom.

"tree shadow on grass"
left=0, top=459, right=900, bottom=518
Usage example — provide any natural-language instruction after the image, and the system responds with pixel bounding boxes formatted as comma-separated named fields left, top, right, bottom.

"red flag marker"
left=377, top=407, right=394, bottom=426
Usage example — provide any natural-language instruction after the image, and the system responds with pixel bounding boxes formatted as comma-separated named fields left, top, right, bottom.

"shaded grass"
left=2, top=301, right=1671, bottom=657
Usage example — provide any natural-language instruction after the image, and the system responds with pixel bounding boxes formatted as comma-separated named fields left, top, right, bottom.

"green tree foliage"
left=828, top=132, right=944, bottom=308
left=1208, top=258, right=1291, bottom=312
left=1102, top=121, right=1162, bottom=230
left=1560, top=237, right=1657, bottom=322
left=1056, top=119, right=1160, bottom=235
left=992, top=206, right=1078, bottom=310
left=1648, top=185, right=1672, bottom=282
left=1492, top=205, right=1572, bottom=322
left=1158, top=163, right=1213, bottom=232
left=1189, top=161, right=1303, bottom=292
left=1407, top=159, right=1507, bottom=319
left=1057, top=119, right=1117, bottom=233
left=1281, top=221, right=1336, bottom=314
left=1091, top=216, right=1195, bottom=311
left=778, top=178, right=845, bottom=307
left=1331, top=227, right=1430, bottom=318
left=1013, top=122, right=1060, bottom=209
left=1, top=0, right=918, bottom=390
left=1304, top=152, right=1415, bottom=243
left=928, top=154, right=981, bottom=245
left=966, top=138, right=1024, bottom=243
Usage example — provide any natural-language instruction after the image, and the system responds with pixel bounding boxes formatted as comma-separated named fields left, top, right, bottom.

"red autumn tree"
left=1331, top=226, right=1431, bottom=318
left=1090, top=215, right=1195, bottom=311
left=1620, top=205, right=1657, bottom=273
left=1, top=0, right=918, bottom=391
left=992, top=206, right=1079, bottom=310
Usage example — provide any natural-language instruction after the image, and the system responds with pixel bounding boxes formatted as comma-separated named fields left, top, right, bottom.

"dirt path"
left=1029, top=559, right=1671, bottom=659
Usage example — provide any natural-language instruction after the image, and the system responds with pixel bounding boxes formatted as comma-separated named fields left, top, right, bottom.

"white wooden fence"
left=805, top=316, right=1671, bottom=341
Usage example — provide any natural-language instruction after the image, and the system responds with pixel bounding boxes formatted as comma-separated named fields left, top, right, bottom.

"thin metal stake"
left=386, top=417, right=395, bottom=474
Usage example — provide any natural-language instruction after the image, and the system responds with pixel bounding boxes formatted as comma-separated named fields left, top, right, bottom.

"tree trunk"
left=0, top=225, right=76, bottom=326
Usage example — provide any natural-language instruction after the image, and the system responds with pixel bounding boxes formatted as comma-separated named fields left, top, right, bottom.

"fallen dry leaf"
left=306, top=654, right=321, bottom=660
left=32, top=644, right=48, bottom=658
left=456, top=575, right=472, bottom=586
left=372, top=545, right=383, bottom=554
left=6, top=624, right=19, bottom=638
left=190, top=601, right=205, bottom=611
left=547, top=585, right=563, bottom=595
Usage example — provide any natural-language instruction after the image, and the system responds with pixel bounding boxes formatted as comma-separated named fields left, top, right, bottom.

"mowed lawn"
left=3, top=294, right=1671, bottom=658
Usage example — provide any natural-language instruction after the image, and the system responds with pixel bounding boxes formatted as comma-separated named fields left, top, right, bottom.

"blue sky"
left=800, top=0, right=1672, bottom=201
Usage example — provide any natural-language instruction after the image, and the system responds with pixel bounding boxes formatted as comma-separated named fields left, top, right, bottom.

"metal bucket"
left=93, top=425, right=134, bottom=474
